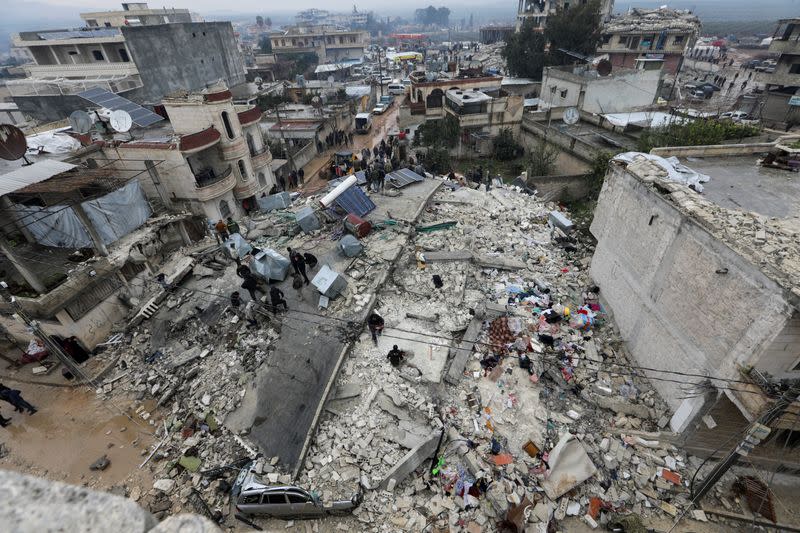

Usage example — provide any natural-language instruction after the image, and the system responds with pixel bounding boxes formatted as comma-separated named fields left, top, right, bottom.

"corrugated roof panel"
left=0, top=160, right=76, bottom=196
left=386, top=168, right=425, bottom=189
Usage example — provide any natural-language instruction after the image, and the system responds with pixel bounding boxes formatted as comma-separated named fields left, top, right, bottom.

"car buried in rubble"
left=232, top=462, right=362, bottom=519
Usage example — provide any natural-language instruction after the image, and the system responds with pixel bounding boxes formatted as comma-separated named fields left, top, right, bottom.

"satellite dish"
left=254, top=76, right=263, bottom=84
left=0, top=124, right=28, bottom=161
left=110, top=110, right=133, bottom=133
left=69, top=110, right=93, bottom=134
left=563, top=107, right=580, bottom=125
left=311, top=96, right=323, bottom=110
left=597, top=59, right=612, bottom=76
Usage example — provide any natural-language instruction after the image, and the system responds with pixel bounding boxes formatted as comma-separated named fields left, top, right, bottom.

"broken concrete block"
left=549, top=211, right=574, bottom=233
left=311, top=265, right=348, bottom=299
left=379, top=431, right=441, bottom=490
left=153, top=479, right=176, bottom=493
left=540, top=434, right=597, bottom=500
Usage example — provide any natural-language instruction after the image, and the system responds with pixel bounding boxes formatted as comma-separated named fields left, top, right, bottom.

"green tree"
left=588, top=151, right=612, bottom=193
left=526, top=140, right=560, bottom=178
left=501, top=20, right=550, bottom=79
left=492, top=128, right=523, bottom=161
left=545, top=0, right=603, bottom=61
left=258, top=35, right=272, bottom=54
left=420, top=146, right=452, bottom=174
left=636, top=119, right=761, bottom=152
left=413, top=115, right=460, bottom=149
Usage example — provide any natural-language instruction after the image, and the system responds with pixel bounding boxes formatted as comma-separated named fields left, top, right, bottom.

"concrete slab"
left=423, top=249, right=474, bottom=262
left=379, top=430, right=442, bottom=490
left=376, top=321, right=449, bottom=383
left=445, top=309, right=485, bottom=385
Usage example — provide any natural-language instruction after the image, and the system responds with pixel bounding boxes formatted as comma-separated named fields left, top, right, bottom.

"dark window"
left=601, top=34, right=611, bottom=44
left=68, top=51, right=78, bottom=56
left=219, top=200, right=231, bottom=218
left=790, top=63, right=800, bottom=74
left=673, top=35, right=684, bottom=45
left=264, top=493, right=287, bottom=504
left=560, top=89, right=568, bottom=98
left=104, top=22, right=112, bottom=28
left=192, top=32, right=196, bottom=37
left=119, top=48, right=130, bottom=62
left=221, top=111, right=235, bottom=139
left=85, top=158, right=98, bottom=169
left=86, top=19, right=98, bottom=27
left=258, top=172, right=266, bottom=186
left=287, top=493, right=309, bottom=503
left=238, top=159, right=248, bottom=181
left=240, top=494, right=260, bottom=504
left=92, top=50, right=105, bottom=61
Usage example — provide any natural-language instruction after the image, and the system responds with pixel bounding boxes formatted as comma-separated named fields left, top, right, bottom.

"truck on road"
left=355, top=112, right=372, bottom=134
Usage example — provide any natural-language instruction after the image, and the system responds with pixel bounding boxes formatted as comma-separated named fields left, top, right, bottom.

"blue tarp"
left=334, top=185, right=375, bottom=217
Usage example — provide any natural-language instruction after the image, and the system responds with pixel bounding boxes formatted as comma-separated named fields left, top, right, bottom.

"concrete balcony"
left=13, top=32, right=125, bottom=47
left=233, top=179, right=260, bottom=200
left=237, top=106, right=262, bottom=127
left=456, top=113, right=490, bottom=128
left=6, top=75, right=142, bottom=97
left=250, top=147, right=273, bottom=168
left=763, top=71, right=800, bottom=88
left=179, top=127, right=221, bottom=154
left=25, top=62, right=139, bottom=78
left=220, top=137, right=249, bottom=161
left=193, top=165, right=235, bottom=202
left=769, top=39, right=800, bottom=55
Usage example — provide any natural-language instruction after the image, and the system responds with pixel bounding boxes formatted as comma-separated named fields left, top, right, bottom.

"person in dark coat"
left=270, top=286, right=288, bottom=313
left=367, top=312, right=385, bottom=345
left=287, top=247, right=310, bottom=284
left=303, top=252, right=318, bottom=270
left=387, top=345, right=405, bottom=367
left=0, top=384, right=36, bottom=414
left=240, top=273, right=264, bottom=301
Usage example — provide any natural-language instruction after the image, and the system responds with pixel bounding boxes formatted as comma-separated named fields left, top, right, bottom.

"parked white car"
left=372, top=103, right=388, bottom=115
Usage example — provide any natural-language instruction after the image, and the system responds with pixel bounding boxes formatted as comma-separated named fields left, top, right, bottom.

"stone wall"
left=589, top=165, right=795, bottom=431
left=649, top=142, right=775, bottom=158
left=527, top=173, right=592, bottom=201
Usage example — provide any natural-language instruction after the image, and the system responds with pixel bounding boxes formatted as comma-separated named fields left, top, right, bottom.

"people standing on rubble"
left=365, top=164, right=374, bottom=191
left=303, top=252, right=318, bottom=271
left=387, top=345, right=405, bottom=367
left=226, top=217, right=241, bottom=236
left=270, top=285, right=288, bottom=313
left=240, top=272, right=265, bottom=302
left=230, top=291, right=242, bottom=309
left=0, top=384, right=37, bottom=415
left=214, top=219, right=229, bottom=241
left=367, top=312, right=385, bottom=345
left=298, top=168, right=305, bottom=185
left=292, top=272, right=304, bottom=302
left=287, top=248, right=310, bottom=285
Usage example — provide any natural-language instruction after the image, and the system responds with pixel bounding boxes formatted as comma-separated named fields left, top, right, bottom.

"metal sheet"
left=333, top=186, right=375, bottom=217
left=78, top=87, right=163, bottom=127
left=386, top=168, right=425, bottom=189
left=0, top=160, right=76, bottom=196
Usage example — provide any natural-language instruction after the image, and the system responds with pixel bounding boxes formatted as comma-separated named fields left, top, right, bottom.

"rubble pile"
left=294, top=182, right=711, bottom=531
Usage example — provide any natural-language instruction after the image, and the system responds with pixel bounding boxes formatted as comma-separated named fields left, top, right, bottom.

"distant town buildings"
left=8, top=3, right=244, bottom=123
left=516, top=0, right=613, bottom=31
left=598, top=8, right=700, bottom=75
left=761, top=18, right=800, bottom=128
left=296, top=7, right=369, bottom=29
left=270, top=25, right=369, bottom=63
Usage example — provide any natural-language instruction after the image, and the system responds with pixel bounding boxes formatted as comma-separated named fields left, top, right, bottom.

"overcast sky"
left=21, top=0, right=461, bottom=13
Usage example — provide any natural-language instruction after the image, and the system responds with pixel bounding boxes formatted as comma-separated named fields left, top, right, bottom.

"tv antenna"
left=69, top=110, right=93, bottom=134
left=0, top=124, right=32, bottom=166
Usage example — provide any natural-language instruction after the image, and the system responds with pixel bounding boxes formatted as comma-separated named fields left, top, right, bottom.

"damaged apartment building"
left=8, top=2, right=245, bottom=123
left=591, top=145, right=800, bottom=467
left=0, top=152, right=206, bottom=353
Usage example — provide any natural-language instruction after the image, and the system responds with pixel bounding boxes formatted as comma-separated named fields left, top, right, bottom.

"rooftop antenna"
left=0, top=124, right=32, bottom=166
left=68, top=110, right=93, bottom=135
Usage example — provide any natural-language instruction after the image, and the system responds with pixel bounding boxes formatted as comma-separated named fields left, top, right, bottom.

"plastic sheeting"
left=256, top=192, right=292, bottom=212
left=12, top=203, right=93, bottom=248
left=82, top=181, right=152, bottom=244
left=224, top=233, right=253, bottom=258
left=612, top=152, right=711, bottom=192
left=296, top=206, right=321, bottom=233
left=338, top=234, right=364, bottom=257
left=26, top=128, right=81, bottom=155
left=540, top=433, right=597, bottom=500
left=250, top=249, right=291, bottom=281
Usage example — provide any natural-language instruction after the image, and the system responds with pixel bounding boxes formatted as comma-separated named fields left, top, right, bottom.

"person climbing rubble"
left=303, top=252, right=318, bottom=271
left=367, top=312, right=384, bottom=345
left=387, top=345, right=405, bottom=367
left=214, top=219, right=229, bottom=241
left=270, top=285, right=288, bottom=313
left=0, top=384, right=36, bottom=415
left=292, top=272, right=304, bottom=302
left=240, top=272, right=265, bottom=302
left=226, top=217, right=241, bottom=236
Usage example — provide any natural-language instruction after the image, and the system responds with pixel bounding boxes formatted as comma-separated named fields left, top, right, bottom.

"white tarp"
left=82, top=180, right=151, bottom=244
left=250, top=249, right=291, bottom=281
left=603, top=112, right=689, bottom=129
left=11, top=180, right=151, bottom=248
left=540, top=433, right=597, bottom=500
left=26, top=128, right=81, bottom=155
left=613, top=152, right=711, bottom=192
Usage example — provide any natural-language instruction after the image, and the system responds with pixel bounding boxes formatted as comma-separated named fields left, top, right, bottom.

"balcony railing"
left=195, top=165, right=232, bottom=189
left=26, top=62, right=139, bottom=78
left=249, top=145, right=269, bottom=157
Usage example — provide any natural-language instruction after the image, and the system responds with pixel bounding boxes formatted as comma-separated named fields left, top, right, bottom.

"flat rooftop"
left=683, top=155, right=800, bottom=219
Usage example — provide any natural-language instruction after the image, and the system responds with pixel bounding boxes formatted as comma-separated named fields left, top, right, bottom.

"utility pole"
left=377, top=47, right=384, bottom=97
left=0, top=281, right=83, bottom=379
left=692, top=383, right=800, bottom=502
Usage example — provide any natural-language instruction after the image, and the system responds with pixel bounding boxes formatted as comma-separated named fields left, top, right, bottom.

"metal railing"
left=194, top=165, right=233, bottom=189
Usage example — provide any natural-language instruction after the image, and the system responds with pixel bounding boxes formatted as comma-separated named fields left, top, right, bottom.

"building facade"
left=539, top=62, right=662, bottom=113
left=517, top=0, right=613, bottom=31
left=598, top=8, right=700, bottom=75
left=8, top=3, right=244, bottom=123
left=80, top=2, right=191, bottom=28
left=760, top=18, right=800, bottom=128
left=107, top=85, right=274, bottom=220
left=270, top=25, right=369, bottom=63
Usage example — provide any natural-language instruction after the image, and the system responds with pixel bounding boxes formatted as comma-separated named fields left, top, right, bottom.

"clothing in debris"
left=367, top=312, right=385, bottom=345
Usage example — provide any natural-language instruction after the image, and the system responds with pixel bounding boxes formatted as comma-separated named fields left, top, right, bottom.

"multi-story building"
left=760, top=18, right=800, bottom=128
left=107, top=83, right=274, bottom=220
left=270, top=25, right=369, bottom=63
left=443, top=88, right=525, bottom=141
left=516, top=0, right=613, bottom=31
left=598, top=8, right=700, bottom=75
left=8, top=3, right=245, bottom=123
left=80, top=2, right=191, bottom=28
